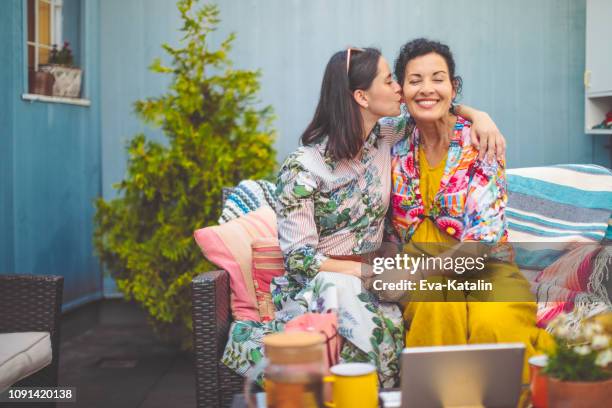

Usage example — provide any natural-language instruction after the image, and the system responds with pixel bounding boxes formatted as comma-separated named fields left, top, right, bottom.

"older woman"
left=222, top=46, right=507, bottom=387
left=389, top=38, right=552, bottom=381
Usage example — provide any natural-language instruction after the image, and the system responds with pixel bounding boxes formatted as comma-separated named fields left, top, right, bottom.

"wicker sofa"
left=192, top=270, right=243, bottom=408
left=0, top=274, right=64, bottom=408
left=192, top=187, right=248, bottom=408
left=191, top=166, right=612, bottom=408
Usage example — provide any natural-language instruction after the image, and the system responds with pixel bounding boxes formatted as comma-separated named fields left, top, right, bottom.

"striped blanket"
left=507, top=164, right=612, bottom=243
left=506, top=164, right=612, bottom=330
left=532, top=244, right=610, bottom=330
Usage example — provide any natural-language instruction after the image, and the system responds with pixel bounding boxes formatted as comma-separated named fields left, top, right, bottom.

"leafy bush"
left=93, top=0, right=276, bottom=349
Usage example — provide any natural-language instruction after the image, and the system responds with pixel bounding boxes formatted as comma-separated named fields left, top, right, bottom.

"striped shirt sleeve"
left=275, top=156, right=328, bottom=283
left=379, top=111, right=412, bottom=145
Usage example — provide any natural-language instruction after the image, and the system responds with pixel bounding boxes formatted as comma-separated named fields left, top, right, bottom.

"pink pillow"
left=251, top=237, right=285, bottom=321
left=194, top=206, right=277, bottom=321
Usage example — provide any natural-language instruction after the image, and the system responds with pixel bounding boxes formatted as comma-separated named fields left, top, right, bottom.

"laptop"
left=382, top=343, right=525, bottom=408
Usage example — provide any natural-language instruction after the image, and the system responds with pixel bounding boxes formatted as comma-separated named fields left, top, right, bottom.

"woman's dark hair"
left=394, top=38, right=462, bottom=99
left=301, top=47, right=381, bottom=161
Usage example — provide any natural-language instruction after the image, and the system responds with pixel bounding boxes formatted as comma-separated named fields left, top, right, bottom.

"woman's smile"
left=415, top=98, right=440, bottom=109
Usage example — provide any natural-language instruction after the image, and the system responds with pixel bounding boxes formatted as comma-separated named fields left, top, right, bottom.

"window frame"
left=27, top=0, right=63, bottom=71
left=22, top=0, right=91, bottom=106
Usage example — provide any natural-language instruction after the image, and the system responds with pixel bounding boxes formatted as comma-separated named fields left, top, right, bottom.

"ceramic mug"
left=528, top=355, right=548, bottom=408
left=323, top=363, right=378, bottom=408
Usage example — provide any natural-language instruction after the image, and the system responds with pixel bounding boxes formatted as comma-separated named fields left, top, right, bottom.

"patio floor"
left=57, top=299, right=196, bottom=408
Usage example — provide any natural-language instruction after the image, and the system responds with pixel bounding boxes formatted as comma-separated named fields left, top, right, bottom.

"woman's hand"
left=469, top=111, right=506, bottom=163
left=319, top=259, right=370, bottom=281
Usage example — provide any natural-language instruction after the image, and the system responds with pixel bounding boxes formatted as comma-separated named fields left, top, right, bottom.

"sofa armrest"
left=192, top=269, right=232, bottom=407
left=0, top=274, right=64, bottom=391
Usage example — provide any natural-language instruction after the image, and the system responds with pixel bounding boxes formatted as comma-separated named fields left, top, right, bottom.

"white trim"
left=30, top=0, right=63, bottom=71
left=587, top=90, right=612, bottom=98
left=52, top=0, right=63, bottom=47
left=22, top=93, right=91, bottom=107
left=27, top=41, right=52, bottom=49
left=34, top=0, right=39, bottom=70
left=49, top=0, right=54, bottom=50
left=586, top=128, right=612, bottom=135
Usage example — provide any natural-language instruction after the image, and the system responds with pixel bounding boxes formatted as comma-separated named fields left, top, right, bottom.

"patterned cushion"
left=251, top=237, right=284, bottom=322
left=218, top=180, right=277, bottom=224
left=194, top=206, right=278, bottom=321
left=506, top=164, right=612, bottom=270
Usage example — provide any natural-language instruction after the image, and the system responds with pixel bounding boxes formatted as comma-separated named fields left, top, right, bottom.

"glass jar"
left=245, top=332, right=327, bottom=408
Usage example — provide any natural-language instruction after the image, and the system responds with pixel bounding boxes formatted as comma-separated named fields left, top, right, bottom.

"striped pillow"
left=218, top=180, right=277, bottom=224
left=506, top=164, right=612, bottom=269
left=251, top=237, right=284, bottom=322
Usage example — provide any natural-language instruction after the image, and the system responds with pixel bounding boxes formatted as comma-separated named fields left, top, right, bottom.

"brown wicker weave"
left=192, top=270, right=244, bottom=408
left=191, top=186, right=250, bottom=407
left=0, top=274, right=63, bottom=408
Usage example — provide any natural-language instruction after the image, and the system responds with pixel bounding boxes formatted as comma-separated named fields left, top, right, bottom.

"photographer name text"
left=371, top=278, right=493, bottom=291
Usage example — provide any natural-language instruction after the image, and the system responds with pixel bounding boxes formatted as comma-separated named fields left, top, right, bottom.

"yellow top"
left=410, top=146, right=456, bottom=245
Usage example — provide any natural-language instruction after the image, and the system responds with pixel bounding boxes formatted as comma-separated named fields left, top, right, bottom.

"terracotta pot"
left=528, top=355, right=548, bottom=408
left=547, top=377, right=612, bottom=408
left=28, top=70, right=55, bottom=96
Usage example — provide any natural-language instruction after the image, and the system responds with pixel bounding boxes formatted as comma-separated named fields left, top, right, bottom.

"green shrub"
left=93, top=0, right=276, bottom=349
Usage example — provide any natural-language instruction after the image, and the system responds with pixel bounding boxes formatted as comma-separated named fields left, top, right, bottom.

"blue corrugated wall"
left=0, top=0, right=102, bottom=311
left=1, top=0, right=610, bottom=307
left=100, top=0, right=609, bottom=203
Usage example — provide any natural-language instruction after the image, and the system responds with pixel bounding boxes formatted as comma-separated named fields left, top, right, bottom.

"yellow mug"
left=324, top=363, right=378, bottom=408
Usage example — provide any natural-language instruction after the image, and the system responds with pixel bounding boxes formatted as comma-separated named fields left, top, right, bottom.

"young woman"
left=222, top=47, right=506, bottom=386
left=389, top=38, right=552, bottom=381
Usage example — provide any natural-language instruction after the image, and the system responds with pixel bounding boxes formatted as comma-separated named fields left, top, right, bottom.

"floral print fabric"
left=222, top=117, right=408, bottom=387
left=222, top=272, right=404, bottom=387
left=390, top=116, right=508, bottom=244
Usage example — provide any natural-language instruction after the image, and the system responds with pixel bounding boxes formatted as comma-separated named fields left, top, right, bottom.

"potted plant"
left=544, top=313, right=612, bottom=406
left=40, top=42, right=82, bottom=98
left=28, top=68, right=55, bottom=96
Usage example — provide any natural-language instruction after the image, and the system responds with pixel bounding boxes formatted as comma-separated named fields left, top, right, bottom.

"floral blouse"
left=275, top=117, right=407, bottom=284
left=390, top=116, right=508, bottom=243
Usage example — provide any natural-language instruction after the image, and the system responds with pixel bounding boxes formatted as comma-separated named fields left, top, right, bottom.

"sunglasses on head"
left=346, top=47, right=365, bottom=75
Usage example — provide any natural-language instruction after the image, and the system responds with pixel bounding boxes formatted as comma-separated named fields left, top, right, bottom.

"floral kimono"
left=389, top=116, right=508, bottom=244
left=222, top=117, right=408, bottom=387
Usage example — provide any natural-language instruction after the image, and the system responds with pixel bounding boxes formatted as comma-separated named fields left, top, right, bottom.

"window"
left=27, top=0, right=63, bottom=71
left=25, top=0, right=87, bottom=104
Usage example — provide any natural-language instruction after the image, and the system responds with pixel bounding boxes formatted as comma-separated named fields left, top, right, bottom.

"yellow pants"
left=403, top=263, right=554, bottom=383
